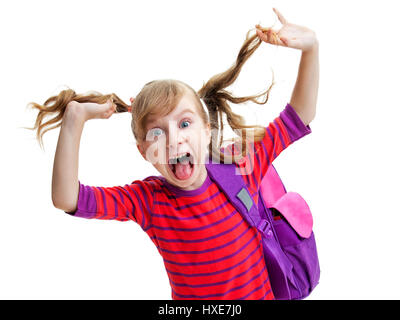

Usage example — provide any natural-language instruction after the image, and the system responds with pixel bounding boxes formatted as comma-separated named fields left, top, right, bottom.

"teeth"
left=168, top=153, right=193, bottom=165
left=178, top=154, right=190, bottom=163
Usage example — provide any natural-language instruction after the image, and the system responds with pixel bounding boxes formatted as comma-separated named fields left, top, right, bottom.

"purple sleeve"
left=64, top=181, right=97, bottom=219
left=279, top=103, right=312, bottom=142
left=237, top=103, right=312, bottom=188
left=64, top=179, right=155, bottom=229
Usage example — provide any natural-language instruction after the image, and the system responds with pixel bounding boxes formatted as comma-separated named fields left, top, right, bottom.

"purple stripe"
left=116, top=188, right=136, bottom=222
left=279, top=103, right=312, bottom=142
left=253, top=145, right=262, bottom=187
left=154, top=188, right=176, bottom=200
left=169, top=252, right=264, bottom=288
left=116, top=188, right=126, bottom=204
left=266, top=127, right=277, bottom=160
left=151, top=218, right=245, bottom=244
left=152, top=199, right=229, bottom=220
left=259, top=286, right=272, bottom=300
left=238, top=277, right=271, bottom=300
left=157, top=226, right=251, bottom=254
left=137, top=184, right=153, bottom=228
left=118, top=186, right=138, bottom=222
left=163, top=232, right=257, bottom=266
left=127, top=209, right=135, bottom=222
left=171, top=265, right=267, bottom=299
left=149, top=208, right=238, bottom=232
left=97, top=187, right=108, bottom=219
left=115, top=189, right=127, bottom=220
left=111, top=193, right=119, bottom=220
left=142, top=176, right=161, bottom=183
left=166, top=241, right=262, bottom=277
left=153, top=190, right=221, bottom=213
left=241, top=171, right=250, bottom=186
left=273, top=119, right=287, bottom=149
left=260, top=138, right=271, bottom=168
left=250, top=143, right=258, bottom=187
left=127, top=185, right=146, bottom=230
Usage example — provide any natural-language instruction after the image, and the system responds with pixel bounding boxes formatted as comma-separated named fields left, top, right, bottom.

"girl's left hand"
left=256, top=8, right=318, bottom=52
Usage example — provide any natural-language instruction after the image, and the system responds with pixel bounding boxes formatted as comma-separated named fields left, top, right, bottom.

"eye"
left=180, top=120, right=191, bottom=129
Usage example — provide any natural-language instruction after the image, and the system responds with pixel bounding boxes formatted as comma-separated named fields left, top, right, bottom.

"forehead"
left=146, top=94, right=199, bottom=126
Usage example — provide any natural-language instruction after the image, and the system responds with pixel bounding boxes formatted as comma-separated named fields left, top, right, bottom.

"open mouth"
left=168, top=152, right=195, bottom=180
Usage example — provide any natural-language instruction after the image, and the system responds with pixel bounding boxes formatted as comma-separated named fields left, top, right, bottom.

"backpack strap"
left=205, top=159, right=273, bottom=239
left=206, top=159, right=297, bottom=299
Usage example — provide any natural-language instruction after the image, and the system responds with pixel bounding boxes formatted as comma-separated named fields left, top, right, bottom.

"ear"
left=206, top=122, right=211, bottom=142
left=136, top=143, right=147, bottom=161
left=203, top=122, right=212, bottom=149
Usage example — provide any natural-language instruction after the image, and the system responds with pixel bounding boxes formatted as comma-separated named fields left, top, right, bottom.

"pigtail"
left=198, top=28, right=275, bottom=163
left=24, top=88, right=131, bottom=150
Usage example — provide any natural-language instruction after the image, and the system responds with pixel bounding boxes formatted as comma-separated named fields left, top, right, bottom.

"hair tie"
left=127, top=97, right=135, bottom=113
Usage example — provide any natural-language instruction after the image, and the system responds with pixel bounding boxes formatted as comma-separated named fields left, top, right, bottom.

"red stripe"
left=275, top=117, right=292, bottom=146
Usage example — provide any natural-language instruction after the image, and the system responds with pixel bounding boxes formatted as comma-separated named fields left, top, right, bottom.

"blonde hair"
left=26, top=28, right=274, bottom=162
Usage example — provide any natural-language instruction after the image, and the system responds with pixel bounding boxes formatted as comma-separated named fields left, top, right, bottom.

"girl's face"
left=137, top=93, right=211, bottom=191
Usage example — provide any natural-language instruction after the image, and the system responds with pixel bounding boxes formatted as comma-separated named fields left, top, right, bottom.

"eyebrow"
left=147, top=108, right=195, bottom=127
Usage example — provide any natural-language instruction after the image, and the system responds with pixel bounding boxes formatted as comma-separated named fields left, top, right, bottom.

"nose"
left=168, top=122, right=187, bottom=152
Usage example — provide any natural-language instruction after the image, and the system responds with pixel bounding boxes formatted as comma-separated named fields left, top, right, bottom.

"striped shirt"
left=65, top=103, right=311, bottom=299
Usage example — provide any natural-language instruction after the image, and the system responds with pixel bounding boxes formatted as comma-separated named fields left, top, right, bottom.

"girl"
left=27, top=8, right=319, bottom=300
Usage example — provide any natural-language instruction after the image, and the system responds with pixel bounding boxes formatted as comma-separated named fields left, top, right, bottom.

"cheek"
left=142, top=138, right=168, bottom=164
left=191, top=129, right=211, bottom=155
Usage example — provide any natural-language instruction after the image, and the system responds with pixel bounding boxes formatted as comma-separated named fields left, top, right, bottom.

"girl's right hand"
left=66, top=99, right=116, bottom=122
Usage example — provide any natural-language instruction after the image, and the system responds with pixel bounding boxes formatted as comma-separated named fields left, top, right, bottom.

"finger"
left=256, top=28, right=269, bottom=42
left=271, top=33, right=286, bottom=46
left=278, top=36, right=289, bottom=47
left=106, top=98, right=114, bottom=107
left=256, top=27, right=283, bottom=46
left=256, top=29, right=274, bottom=44
left=106, top=99, right=117, bottom=113
left=256, top=28, right=272, bottom=44
left=269, top=29, right=283, bottom=45
left=256, top=24, right=280, bottom=36
left=273, top=8, right=288, bottom=25
left=266, top=29, right=277, bottom=45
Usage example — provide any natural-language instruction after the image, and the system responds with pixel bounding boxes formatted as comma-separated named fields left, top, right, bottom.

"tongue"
left=174, top=162, right=192, bottom=180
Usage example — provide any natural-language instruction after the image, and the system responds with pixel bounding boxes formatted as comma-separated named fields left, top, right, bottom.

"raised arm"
left=256, top=8, right=319, bottom=126
left=52, top=100, right=116, bottom=212
left=289, top=43, right=319, bottom=126
left=51, top=99, right=154, bottom=228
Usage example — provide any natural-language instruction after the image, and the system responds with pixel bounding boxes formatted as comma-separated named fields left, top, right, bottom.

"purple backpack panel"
left=206, top=160, right=320, bottom=300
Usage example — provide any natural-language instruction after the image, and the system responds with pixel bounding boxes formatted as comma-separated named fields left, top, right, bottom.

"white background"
left=1, top=0, right=399, bottom=299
